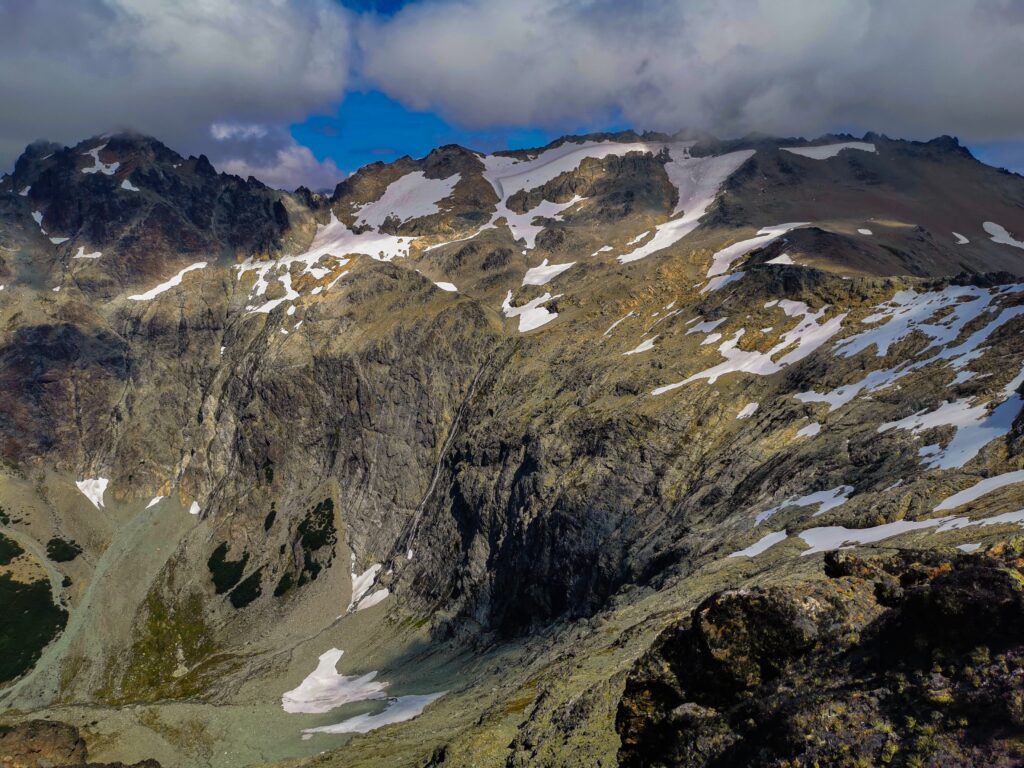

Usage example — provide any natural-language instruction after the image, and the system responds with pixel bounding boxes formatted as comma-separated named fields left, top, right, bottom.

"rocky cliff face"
left=1, top=130, right=1024, bottom=766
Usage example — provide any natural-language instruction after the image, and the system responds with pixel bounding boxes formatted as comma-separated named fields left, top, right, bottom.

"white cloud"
left=219, top=142, right=343, bottom=191
left=0, top=0, right=351, bottom=166
left=358, top=0, right=1024, bottom=144
left=211, top=123, right=269, bottom=141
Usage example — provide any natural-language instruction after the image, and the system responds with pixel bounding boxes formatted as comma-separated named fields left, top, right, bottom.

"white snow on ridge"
left=731, top=508, right=1024, bottom=559
left=433, top=281, right=458, bottom=292
left=765, top=253, right=795, bottom=265
left=795, top=422, right=821, bottom=439
left=145, top=496, right=165, bottom=509
left=481, top=140, right=659, bottom=202
left=502, top=290, right=561, bottom=332
left=800, top=509, right=1024, bottom=555
left=879, top=363, right=1024, bottom=470
left=604, top=311, right=635, bottom=336
left=72, top=246, right=102, bottom=259
left=984, top=221, right=1024, bottom=250
left=729, top=529, right=787, bottom=558
left=188, top=501, right=201, bottom=515
left=755, top=485, right=854, bottom=525
left=354, top=171, right=459, bottom=228
left=301, top=691, right=446, bottom=738
left=76, top=477, right=109, bottom=509
left=737, top=402, right=759, bottom=419
left=934, top=470, right=1024, bottom=511
left=18, top=186, right=30, bottom=196
left=249, top=272, right=299, bottom=314
left=702, top=271, right=745, bottom=294
left=686, top=318, right=727, bottom=335
left=282, top=648, right=387, bottom=714
left=781, top=142, right=876, bottom=160
left=348, top=562, right=383, bottom=612
left=798, top=283, right=1024, bottom=413
left=81, top=143, right=120, bottom=175
left=953, top=232, right=969, bottom=245
left=128, top=262, right=207, bottom=301
left=618, top=148, right=756, bottom=264
left=356, top=588, right=390, bottom=611
left=654, top=301, right=845, bottom=394
left=858, top=228, right=873, bottom=235
left=522, top=258, right=575, bottom=286
left=502, top=196, right=584, bottom=249
left=707, top=223, right=810, bottom=278
left=624, top=335, right=657, bottom=355
left=50, top=236, right=69, bottom=245
left=121, top=178, right=140, bottom=192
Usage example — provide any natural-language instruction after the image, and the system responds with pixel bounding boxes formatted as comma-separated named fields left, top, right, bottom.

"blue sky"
left=292, top=90, right=1024, bottom=179
left=290, top=90, right=627, bottom=173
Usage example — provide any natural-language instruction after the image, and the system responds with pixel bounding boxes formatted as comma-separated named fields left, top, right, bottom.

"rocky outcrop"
left=617, top=544, right=1024, bottom=768
left=0, top=719, right=159, bottom=767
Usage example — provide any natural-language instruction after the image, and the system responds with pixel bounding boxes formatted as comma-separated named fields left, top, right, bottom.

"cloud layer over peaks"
left=359, top=0, right=1024, bottom=143
left=0, top=0, right=350, bottom=186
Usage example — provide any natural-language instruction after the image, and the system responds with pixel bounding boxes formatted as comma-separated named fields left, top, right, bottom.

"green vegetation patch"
left=206, top=542, right=248, bottom=594
left=273, top=571, right=293, bottom=597
left=0, top=573, right=67, bottom=682
left=229, top=569, right=263, bottom=609
left=116, top=589, right=218, bottom=702
left=296, top=497, right=337, bottom=586
left=46, top=537, right=82, bottom=562
left=0, top=532, right=24, bottom=565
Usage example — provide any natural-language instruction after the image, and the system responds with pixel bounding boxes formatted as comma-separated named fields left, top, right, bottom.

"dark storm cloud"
left=358, top=0, right=1024, bottom=143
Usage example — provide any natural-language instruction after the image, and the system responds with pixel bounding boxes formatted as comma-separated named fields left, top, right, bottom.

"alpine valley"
left=2, top=130, right=1024, bottom=768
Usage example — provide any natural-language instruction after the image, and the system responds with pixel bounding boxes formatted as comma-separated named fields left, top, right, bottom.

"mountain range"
left=1, top=129, right=1024, bottom=767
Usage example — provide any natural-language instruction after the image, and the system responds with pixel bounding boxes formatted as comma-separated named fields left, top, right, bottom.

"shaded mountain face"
left=1, top=130, right=1024, bottom=766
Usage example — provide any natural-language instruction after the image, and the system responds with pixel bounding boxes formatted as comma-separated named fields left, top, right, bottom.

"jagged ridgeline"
left=0, top=130, right=1024, bottom=767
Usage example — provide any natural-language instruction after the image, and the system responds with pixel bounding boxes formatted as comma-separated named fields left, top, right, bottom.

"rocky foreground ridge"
left=0, top=130, right=1023, bottom=766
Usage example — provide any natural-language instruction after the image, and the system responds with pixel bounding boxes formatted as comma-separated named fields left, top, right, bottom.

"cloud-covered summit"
left=0, top=0, right=350, bottom=188
left=360, top=0, right=1024, bottom=144
left=2, top=0, right=1023, bottom=188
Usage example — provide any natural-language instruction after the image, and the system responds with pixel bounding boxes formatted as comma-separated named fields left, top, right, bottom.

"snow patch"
left=433, top=281, right=458, bottom=292
left=755, top=485, right=854, bottom=525
left=121, top=179, right=140, bottom=192
left=129, top=262, right=207, bottom=301
left=522, top=259, right=575, bottom=286
left=707, top=223, right=810, bottom=277
left=623, top=336, right=657, bottom=356
left=934, top=470, right=1024, bottom=511
left=76, top=478, right=108, bottom=509
left=81, top=143, right=120, bottom=175
left=780, top=142, right=876, bottom=160
left=502, top=290, right=561, bottom=332
left=737, top=402, right=759, bottom=419
left=72, top=247, right=102, bottom=259
left=301, top=691, right=446, bottom=738
left=795, top=422, right=821, bottom=439
left=984, top=221, right=1024, bottom=250
left=282, top=648, right=387, bottom=714
left=618, top=148, right=756, bottom=264
left=729, top=530, right=788, bottom=558
left=354, top=171, right=459, bottom=228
